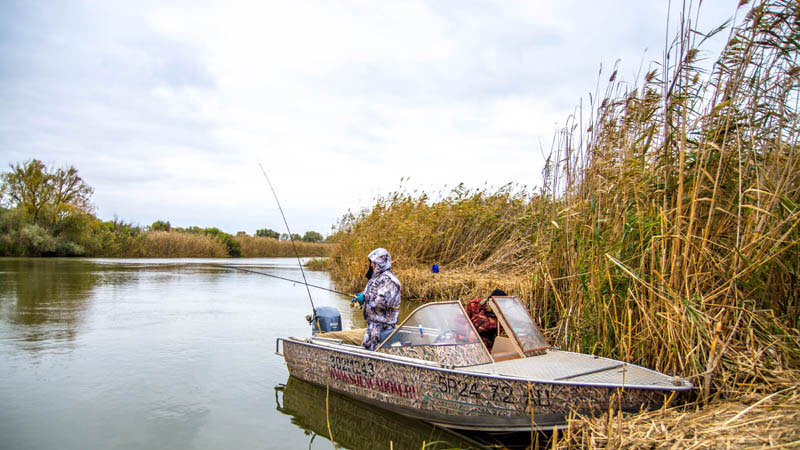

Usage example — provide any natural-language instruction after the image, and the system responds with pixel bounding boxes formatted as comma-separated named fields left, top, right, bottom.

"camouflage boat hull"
left=276, top=376, right=485, bottom=449
left=278, top=337, right=687, bottom=431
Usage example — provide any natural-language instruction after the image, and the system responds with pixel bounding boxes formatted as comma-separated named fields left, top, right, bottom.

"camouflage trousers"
left=362, top=322, right=393, bottom=351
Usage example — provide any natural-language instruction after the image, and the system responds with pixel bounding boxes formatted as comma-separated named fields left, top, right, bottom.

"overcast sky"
left=0, top=0, right=738, bottom=235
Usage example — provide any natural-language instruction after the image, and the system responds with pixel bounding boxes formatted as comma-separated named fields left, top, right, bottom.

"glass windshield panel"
left=493, top=297, right=549, bottom=352
left=381, top=303, right=480, bottom=348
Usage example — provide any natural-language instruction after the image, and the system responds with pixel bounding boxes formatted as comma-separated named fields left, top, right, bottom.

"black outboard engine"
left=309, top=306, right=342, bottom=335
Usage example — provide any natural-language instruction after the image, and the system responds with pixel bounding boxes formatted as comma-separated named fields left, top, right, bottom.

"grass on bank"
left=326, top=0, right=800, bottom=446
left=236, top=235, right=330, bottom=258
left=125, top=232, right=331, bottom=258
left=140, top=231, right=229, bottom=258
left=0, top=208, right=332, bottom=258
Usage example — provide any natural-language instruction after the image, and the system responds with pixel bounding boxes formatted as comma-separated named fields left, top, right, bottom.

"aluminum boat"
left=277, top=296, right=692, bottom=431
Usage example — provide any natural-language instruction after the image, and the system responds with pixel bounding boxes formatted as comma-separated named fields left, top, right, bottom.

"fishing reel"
left=350, top=293, right=364, bottom=309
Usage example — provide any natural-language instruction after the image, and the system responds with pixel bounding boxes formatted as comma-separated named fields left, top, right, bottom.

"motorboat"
left=276, top=296, right=692, bottom=431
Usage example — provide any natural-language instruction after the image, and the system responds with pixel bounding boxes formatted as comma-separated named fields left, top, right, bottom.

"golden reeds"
left=139, top=231, right=229, bottom=257
left=235, top=235, right=331, bottom=258
left=556, top=388, right=800, bottom=448
left=327, top=0, right=799, bottom=445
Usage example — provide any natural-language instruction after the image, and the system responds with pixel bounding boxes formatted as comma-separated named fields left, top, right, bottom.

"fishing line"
left=258, top=163, right=317, bottom=314
left=213, top=264, right=351, bottom=297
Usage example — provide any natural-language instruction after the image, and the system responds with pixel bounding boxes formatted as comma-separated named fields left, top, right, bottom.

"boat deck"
left=465, top=350, right=685, bottom=389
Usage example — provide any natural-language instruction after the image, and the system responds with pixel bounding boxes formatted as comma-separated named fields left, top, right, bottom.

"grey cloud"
left=0, top=0, right=741, bottom=234
left=0, top=0, right=218, bottom=158
left=299, top=20, right=563, bottom=108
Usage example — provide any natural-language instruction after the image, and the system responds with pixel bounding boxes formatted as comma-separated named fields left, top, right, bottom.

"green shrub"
left=19, top=224, right=56, bottom=256
left=301, top=231, right=324, bottom=243
left=150, top=220, right=171, bottom=232
left=55, top=240, right=85, bottom=256
left=255, top=228, right=280, bottom=239
left=199, top=227, right=241, bottom=257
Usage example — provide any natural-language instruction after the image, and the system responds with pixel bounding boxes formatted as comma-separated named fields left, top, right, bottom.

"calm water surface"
left=0, top=258, right=481, bottom=450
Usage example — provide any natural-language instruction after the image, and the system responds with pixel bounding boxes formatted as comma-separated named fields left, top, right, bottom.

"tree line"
left=254, top=228, right=324, bottom=243
left=0, top=159, right=327, bottom=256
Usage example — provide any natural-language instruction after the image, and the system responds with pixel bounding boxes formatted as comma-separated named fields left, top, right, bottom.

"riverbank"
left=0, top=161, right=330, bottom=258
left=136, top=232, right=330, bottom=258
left=0, top=211, right=331, bottom=258
left=237, top=235, right=329, bottom=258
left=324, top=1, right=800, bottom=446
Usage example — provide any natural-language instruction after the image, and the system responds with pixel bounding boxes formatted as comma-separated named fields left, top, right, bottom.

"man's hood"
left=367, top=248, right=392, bottom=274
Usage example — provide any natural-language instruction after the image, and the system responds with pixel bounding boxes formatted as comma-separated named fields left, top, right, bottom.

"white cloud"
left=1, top=0, right=738, bottom=234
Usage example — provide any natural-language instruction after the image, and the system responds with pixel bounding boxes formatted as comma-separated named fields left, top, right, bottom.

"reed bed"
left=304, top=258, right=330, bottom=271
left=556, top=388, right=800, bottom=448
left=328, top=0, right=800, bottom=445
left=328, top=184, right=533, bottom=292
left=139, top=231, right=228, bottom=257
left=235, top=235, right=331, bottom=258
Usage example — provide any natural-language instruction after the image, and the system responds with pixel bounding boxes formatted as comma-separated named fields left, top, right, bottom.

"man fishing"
left=352, top=248, right=401, bottom=350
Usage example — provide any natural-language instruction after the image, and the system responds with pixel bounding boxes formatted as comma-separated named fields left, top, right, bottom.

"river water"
left=0, top=258, right=484, bottom=450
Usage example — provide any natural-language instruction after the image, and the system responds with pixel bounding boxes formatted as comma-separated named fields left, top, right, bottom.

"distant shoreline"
left=0, top=226, right=331, bottom=258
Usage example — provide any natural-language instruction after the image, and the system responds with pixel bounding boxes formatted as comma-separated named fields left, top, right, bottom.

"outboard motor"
left=309, top=306, right=342, bottom=335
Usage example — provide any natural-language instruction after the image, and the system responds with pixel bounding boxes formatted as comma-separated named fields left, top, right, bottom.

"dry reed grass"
left=140, top=231, right=228, bottom=257
left=235, top=235, right=331, bottom=258
left=328, top=0, right=800, bottom=446
left=557, top=388, right=800, bottom=448
left=305, top=258, right=330, bottom=271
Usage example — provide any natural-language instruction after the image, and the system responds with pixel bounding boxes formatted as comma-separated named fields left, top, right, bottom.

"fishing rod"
left=213, top=264, right=352, bottom=297
left=258, top=163, right=317, bottom=314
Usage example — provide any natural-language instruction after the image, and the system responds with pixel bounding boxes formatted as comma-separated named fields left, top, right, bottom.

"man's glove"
left=354, top=293, right=365, bottom=305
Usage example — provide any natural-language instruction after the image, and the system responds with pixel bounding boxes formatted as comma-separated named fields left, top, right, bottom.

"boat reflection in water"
left=276, top=376, right=484, bottom=449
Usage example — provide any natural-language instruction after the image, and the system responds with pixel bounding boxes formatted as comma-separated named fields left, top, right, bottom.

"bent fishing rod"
left=212, top=264, right=352, bottom=297
left=259, top=163, right=318, bottom=315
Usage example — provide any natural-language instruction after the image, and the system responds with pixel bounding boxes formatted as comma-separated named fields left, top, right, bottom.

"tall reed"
left=328, top=0, right=799, bottom=413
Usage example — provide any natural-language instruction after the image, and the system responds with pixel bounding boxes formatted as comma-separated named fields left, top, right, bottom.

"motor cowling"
left=310, top=306, right=342, bottom=335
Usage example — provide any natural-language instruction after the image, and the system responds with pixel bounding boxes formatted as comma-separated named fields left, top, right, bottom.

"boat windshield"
left=491, top=296, right=549, bottom=354
left=380, top=302, right=481, bottom=348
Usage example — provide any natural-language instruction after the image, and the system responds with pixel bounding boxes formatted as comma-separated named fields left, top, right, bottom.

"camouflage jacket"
left=362, top=248, right=401, bottom=326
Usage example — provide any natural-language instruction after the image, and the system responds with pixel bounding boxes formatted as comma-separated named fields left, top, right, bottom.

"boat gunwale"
left=279, top=336, right=694, bottom=392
